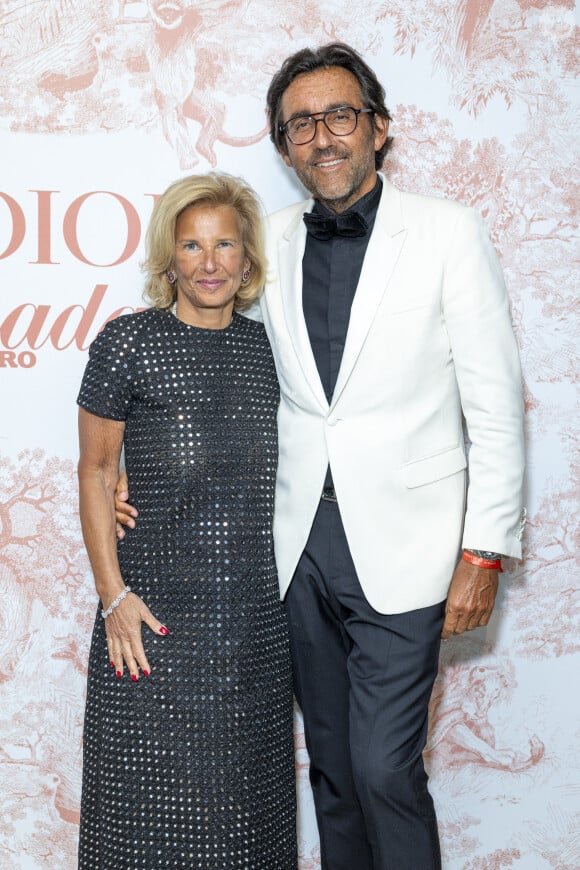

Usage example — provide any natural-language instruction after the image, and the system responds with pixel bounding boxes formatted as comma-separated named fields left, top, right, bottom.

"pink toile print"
left=0, top=1, right=578, bottom=867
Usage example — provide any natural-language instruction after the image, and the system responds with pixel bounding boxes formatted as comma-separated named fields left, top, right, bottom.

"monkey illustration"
left=147, top=0, right=268, bottom=167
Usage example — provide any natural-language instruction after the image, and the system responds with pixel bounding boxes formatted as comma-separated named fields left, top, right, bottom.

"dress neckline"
left=163, top=307, right=240, bottom=334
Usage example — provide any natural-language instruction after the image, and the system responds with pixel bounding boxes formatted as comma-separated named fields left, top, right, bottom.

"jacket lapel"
left=330, top=179, right=407, bottom=409
left=277, top=202, right=329, bottom=411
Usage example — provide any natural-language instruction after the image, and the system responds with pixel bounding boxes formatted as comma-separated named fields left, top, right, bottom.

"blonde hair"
left=143, top=173, right=266, bottom=311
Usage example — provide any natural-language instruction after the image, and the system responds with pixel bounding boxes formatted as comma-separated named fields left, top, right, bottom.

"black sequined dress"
left=77, top=308, right=296, bottom=869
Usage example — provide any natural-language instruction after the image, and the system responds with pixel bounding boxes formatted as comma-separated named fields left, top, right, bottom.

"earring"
left=167, top=270, right=176, bottom=284
left=242, top=268, right=251, bottom=283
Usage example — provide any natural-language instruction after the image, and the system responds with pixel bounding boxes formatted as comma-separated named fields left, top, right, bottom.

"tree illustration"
left=0, top=449, right=94, bottom=624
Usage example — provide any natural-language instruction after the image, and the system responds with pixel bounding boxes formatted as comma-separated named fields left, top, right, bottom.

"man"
left=117, top=43, right=525, bottom=870
left=260, top=43, right=524, bottom=869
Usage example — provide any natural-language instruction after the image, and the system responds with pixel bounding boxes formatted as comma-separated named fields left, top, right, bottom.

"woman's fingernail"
left=131, top=674, right=138, bottom=682
left=143, top=669, right=150, bottom=677
left=110, top=661, right=115, bottom=668
left=116, top=670, right=122, bottom=678
left=159, top=626, right=169, bottom=636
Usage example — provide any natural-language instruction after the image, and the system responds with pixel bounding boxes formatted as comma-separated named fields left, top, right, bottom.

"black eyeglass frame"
left=279, top=106, right=374, bottom=145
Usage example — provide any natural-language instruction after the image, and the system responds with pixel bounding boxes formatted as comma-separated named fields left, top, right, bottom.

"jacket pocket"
left=403, top=445, right=466, bottom=489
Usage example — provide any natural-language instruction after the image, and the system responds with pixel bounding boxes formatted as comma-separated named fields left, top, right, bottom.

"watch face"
left=468, top=549, right=501, bottom=560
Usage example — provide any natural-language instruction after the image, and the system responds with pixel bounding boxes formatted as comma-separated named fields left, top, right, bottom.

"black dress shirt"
left=302, top=176, right=383, bottom=402
left=302, top=176, right=383, bottom=489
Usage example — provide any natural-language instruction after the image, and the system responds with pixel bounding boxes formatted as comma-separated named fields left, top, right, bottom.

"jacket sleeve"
left=442, top=207, right=526, bottom=558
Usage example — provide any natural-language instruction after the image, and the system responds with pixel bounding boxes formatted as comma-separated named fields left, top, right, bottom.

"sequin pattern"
left=77, top=309, right=296, bottom=869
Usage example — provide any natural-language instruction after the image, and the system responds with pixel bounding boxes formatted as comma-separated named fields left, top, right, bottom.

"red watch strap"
left=462, top=550, right=503, bottom=572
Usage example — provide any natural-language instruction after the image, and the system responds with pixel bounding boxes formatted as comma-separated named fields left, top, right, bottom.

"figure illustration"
left=427, top=664, right=544, bottom=771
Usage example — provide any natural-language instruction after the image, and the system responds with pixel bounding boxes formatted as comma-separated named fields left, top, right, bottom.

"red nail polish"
left=116, top=670, right=122, bottom=678
left=143, top=670, right=150, bottom=677
left=110, top=661, right=115, bottom=668
left=131, top=674, right=138, bottom=682
left=159, top=626, right=169, bottom=636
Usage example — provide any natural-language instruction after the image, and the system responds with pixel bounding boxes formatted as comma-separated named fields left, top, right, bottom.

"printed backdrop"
left=1, top=1, right=578, bottom=867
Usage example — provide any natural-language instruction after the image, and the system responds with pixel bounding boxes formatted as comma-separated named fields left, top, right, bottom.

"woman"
left=77, top=173, right=296, bottom=868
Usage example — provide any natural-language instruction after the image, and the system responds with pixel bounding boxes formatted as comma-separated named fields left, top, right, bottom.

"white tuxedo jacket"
left=258, top=177, right=525, bottom=614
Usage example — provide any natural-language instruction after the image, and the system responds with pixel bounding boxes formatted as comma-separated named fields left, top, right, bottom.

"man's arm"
left=440, top=208, right=525, bottom=636
left=442, top=208, right=525, bottom=558
left=114, top=469, right=138, bottom=539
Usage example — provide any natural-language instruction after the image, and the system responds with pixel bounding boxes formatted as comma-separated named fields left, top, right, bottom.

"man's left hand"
left=441, top=560, right=499, bottom=639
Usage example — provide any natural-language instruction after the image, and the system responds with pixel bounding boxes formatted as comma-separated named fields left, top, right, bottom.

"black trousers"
left=285, top=499, right=444, bottom=870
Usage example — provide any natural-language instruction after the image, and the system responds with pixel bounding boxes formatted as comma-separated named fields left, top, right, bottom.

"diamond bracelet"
left=101, top=586, right=132, bottom=619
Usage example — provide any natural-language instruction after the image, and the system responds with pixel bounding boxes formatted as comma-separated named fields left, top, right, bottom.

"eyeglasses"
left=279, top=106, right=373, bottom=145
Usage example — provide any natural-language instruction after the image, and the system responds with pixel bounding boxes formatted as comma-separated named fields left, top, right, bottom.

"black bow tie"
left=303, top=210, right=368, bottom=241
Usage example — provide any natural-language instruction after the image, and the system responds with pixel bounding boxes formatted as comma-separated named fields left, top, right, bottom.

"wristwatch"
left=465, top=549, right=502, bottom=560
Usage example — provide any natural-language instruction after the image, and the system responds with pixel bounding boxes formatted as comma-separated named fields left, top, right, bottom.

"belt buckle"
left=321, top=487, right=337, bottom=503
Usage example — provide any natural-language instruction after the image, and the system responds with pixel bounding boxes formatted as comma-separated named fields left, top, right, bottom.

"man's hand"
left=441, top=559, right=499, bottom=639
left=115, top=470, right=138, bottom=540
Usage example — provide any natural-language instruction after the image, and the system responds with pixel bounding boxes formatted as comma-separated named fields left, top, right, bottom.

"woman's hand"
left=104, top=591, right=169, bottom=680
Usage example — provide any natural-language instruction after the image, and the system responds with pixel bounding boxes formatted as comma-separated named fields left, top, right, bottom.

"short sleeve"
left=77, top=317, right=136, bottom=421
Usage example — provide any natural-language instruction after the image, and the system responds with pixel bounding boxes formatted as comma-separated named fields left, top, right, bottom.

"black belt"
left=321, top=486, right=338, bottom=503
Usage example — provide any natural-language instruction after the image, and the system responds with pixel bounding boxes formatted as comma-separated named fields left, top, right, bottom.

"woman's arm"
left=78, top=407, right=126, bottom=602
left=78, top=408, right=168, bottom=679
